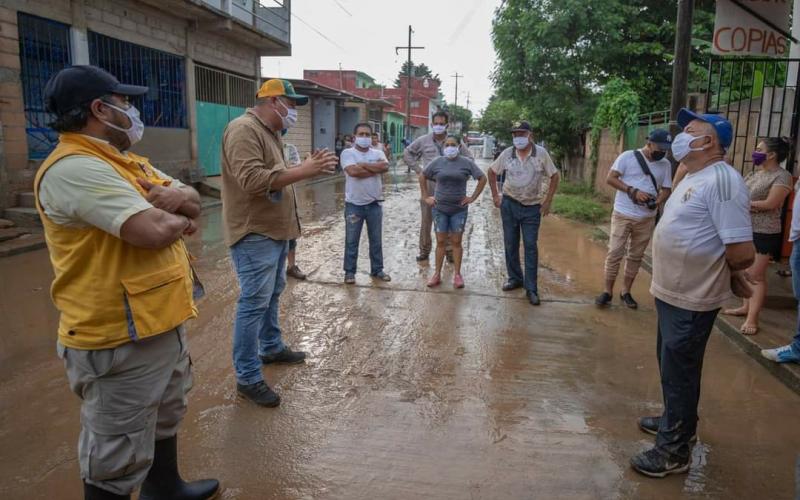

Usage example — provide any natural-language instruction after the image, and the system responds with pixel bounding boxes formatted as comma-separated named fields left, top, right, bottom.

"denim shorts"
left=432, top=208, right=468, bottom=233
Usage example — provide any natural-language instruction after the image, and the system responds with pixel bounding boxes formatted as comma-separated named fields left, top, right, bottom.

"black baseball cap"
left=44, top=65, right=148, bottom=115
left=647, top=128, right=672, bottom=149
left=511, top=120, right=532, bottom=132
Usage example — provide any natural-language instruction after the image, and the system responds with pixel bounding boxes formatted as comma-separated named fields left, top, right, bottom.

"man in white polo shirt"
left=596, top=129, right=673, bottom=309
left=630, top=109, right=754, bottom=478
left=340, top=122, right=391, bottom=284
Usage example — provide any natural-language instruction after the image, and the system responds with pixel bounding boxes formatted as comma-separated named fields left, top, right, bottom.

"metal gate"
left=195, top=65, right=256, bottom=176
left=704, top=58, right=800, bottom=175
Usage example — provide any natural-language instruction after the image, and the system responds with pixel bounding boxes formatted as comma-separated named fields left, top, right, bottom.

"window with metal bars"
left=195, top=64, right=255, bottom=108
left=88, top=31, right=186, bottom=128
left=17, top=13, right=72, bottom=159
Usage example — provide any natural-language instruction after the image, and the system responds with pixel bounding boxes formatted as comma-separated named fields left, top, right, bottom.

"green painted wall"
left=196, top=102, right=246, bottom=176
left=384, top=113, right=405, bottom=155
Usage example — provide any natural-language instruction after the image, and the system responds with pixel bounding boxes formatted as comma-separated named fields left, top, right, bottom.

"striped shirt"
left=651, top=161, right=752, bottom=311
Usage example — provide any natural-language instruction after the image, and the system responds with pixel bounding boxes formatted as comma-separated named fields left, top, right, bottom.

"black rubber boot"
left=139, top=436, right=220, bottom=500
left=84, top=482, right=130, bottom=499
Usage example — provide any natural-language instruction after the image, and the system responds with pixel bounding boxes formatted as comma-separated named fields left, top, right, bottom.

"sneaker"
left=344, top=273, right=356, bottom=284
left=237, top=381, right=280, bottom=407
left=502, top=280, right=523, bottom=292
left=287, top=264, right=307, bottom=280
left=453, top=274, right=465, bottom=289
left=638, top=415, right=697, bottom=442
left=427, top=274, right=442, bottom=287
left=372, top=271, right=392, bottom=282
left=527, top=291, right=541, bottom=306
left=761, top=344, right=800, bottom=363
left=595, top=292, right=612, bottom=307
left=620, top=292, right=638, bottom=309
left=260, top=347, right=306, bottom=365
left=416, top=254, right=429, bottom=262
left=630, top=447, right=690, bottom=478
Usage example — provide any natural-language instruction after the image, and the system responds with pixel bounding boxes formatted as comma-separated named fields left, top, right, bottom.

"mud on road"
left=1, top=161, right=799, bottom=499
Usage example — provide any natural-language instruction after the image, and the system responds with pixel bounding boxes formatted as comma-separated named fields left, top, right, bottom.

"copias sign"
left=712, top=0, right=791, bottom=57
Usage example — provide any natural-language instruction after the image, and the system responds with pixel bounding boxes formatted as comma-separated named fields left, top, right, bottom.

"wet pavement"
left=1, top=159, right=799, bottom=499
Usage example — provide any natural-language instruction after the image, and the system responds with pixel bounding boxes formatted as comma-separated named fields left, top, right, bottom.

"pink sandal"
left=453, top=274, right=464, bottom=289
left=427, top=274, right=442, bottom=287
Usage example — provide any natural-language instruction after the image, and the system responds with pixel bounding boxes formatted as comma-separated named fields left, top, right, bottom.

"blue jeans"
left=654, top=298, right=718, bottom=461
left=230, top=234, right=288, bottom=385
left=432, top=208, right=468, bottom=233
left=500, top=196, right=542, bottom=294
left=344, top=201, right=384, bottom=275
left=790, top=243, right=800, bottom=353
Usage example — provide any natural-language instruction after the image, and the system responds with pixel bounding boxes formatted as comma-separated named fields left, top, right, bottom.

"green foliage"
left=447, top=104, right=473, bottom=131
left=394, top=61, right=441, bottom=87
left=490, top=0, right=715, bottom=159
left=477, top=97, right=525, bottom=140
left=552, top=194, right=610, bottom=225
left=589, top=78, right=640, bottom=187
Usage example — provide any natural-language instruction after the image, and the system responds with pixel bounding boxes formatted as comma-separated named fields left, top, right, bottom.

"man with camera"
left=595, top=129, right=673, bottom=309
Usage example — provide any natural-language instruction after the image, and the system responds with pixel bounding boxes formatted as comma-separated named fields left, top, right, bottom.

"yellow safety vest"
left=34, top=133, right=197, bottom=350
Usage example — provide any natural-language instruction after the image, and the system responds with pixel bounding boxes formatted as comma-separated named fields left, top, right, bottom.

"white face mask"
left=444, top=146, right=459, bottom=158
left=101, top=102, right=144, bottom=147
left=513, top=136, right=530, bottom=150
left=355, top=136, right=372, bottom=149
left=276, top=99, right=298, bottom=129
left=432, top=124, right=447, bottom=135
left=671, top=132, right=709, bottom=161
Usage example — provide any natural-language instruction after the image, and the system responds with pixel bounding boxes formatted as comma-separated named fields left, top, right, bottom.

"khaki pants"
left=604, top=211, right=655, bottom=283
left=58, top=326, right=191, bottom=495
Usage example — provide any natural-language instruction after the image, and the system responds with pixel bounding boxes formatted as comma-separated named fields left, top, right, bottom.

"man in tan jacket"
left=222, top=79, right=337, bottom=407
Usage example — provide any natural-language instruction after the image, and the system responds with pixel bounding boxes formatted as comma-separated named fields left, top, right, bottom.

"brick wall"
left=587, top=128, right=623, bottom=198
left=0, top=5, right=31, bottom=209
left=284, top=104, right=312, bottom=159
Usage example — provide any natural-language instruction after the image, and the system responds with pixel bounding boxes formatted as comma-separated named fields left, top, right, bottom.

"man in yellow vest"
left=37, top=66, right=219, bottom=500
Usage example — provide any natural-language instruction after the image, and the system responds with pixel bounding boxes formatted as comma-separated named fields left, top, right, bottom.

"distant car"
left=466, top=131, right=484, bottom=147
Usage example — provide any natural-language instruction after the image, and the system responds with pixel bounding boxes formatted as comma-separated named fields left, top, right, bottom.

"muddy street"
left=2, top=159, right=799, bottom=499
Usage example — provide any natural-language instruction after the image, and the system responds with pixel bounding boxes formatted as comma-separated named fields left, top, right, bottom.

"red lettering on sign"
left=731, top=27, right=748, bottom=51
left=714, top=27, right=732, bottom=52
left=747, top=28, right=764, bottom=52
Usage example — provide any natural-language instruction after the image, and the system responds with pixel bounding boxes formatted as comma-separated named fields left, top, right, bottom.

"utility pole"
left=465, top=91, right=470, bottom=111
left=668, top=0, right=694, bottom=138
left=451, top=72, right=463, bottom=108
left=395, top=26, right=424, bottom=140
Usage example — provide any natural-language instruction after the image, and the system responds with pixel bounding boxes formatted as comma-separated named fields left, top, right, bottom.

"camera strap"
left=633, top=150, right=660, bottom=195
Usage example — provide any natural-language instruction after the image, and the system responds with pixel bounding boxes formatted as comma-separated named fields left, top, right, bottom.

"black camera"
left=644, top=198, right=657, bottom=210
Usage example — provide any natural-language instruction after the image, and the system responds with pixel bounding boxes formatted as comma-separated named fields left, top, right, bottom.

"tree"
left=394, top=61, right=441, bottom=87
left=478, top=97, right=525, bottom=141
left=491, top=0, right=715, bottom=159
left=446, top=104, right=473, bottom=132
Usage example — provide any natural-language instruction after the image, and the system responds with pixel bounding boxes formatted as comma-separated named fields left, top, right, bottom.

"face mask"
left=651, top=150, right=666, bottom=161
left=101, top=102, right=144, bottom=146
left=444, top=146, right=459, bottom=158
left=671, top=133, right=709, bottom=161
left=432, top=124, right=447, bottom=135
left=513, top=136, right=530, bottom=150
left=751, top=151, right=768, bottom=166
left=276, top=99, right=298, bottom=129
left=355, top=136, right=372, bottom=149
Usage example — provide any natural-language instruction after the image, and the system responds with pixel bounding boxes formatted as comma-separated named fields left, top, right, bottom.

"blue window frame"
left=17, top=13, right=72, bottom=159
left=89, top=32, right=187, bottom=128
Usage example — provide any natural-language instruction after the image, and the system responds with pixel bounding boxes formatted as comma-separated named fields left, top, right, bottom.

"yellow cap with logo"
left=257, top=79, right=309, bottom=105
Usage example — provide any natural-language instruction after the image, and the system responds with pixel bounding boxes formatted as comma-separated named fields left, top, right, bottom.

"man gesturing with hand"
left=221, top=79, right=337, bottom=407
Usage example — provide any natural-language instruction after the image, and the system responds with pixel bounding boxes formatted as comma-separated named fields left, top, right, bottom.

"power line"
left=329, top=0, right=352, bottom=16
left=291, top=11, right=345, bottom=51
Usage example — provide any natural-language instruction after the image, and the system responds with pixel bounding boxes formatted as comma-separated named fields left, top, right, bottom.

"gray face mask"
left=101, top=101, right=145, bottom=146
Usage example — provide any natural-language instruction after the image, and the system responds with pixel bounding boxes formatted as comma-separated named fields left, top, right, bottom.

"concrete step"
left=2, top=207, right=41, bottom=228
left=0, top=232, right=46, bottom=257
left=0, top=227, right=30, bottom=243
left=17, top=191, right=36, bottom=209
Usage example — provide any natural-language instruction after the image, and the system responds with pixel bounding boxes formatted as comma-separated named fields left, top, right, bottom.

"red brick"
left=0, top=111, right=26, bottom=127
left=0, top=7, right=18, bottom=25
left=4, top=152, right=29, bottom=170
left=3, top=127, right=27, bottom=143
left=0, top=81, right=22, bottom=98
left=0, top=36, right=19, bottom=55
left=0, top=52, right=20, bottom=69
left=0, top=22, right=18, bottom=40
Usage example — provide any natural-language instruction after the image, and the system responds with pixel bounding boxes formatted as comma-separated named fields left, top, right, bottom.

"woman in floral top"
left=723, top=137, right=793, bottom=335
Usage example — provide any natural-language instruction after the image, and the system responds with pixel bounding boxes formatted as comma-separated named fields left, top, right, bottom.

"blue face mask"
left=281, top=129, right=288, bottom=136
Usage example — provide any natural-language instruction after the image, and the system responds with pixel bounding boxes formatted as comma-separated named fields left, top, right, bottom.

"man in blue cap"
left=596, top=128, right=673, bottom=309
left=631, top=109, right=755, bottom=478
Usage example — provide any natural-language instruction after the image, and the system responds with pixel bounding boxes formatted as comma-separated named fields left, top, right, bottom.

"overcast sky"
left=260, top=0, right=502, bottom=116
